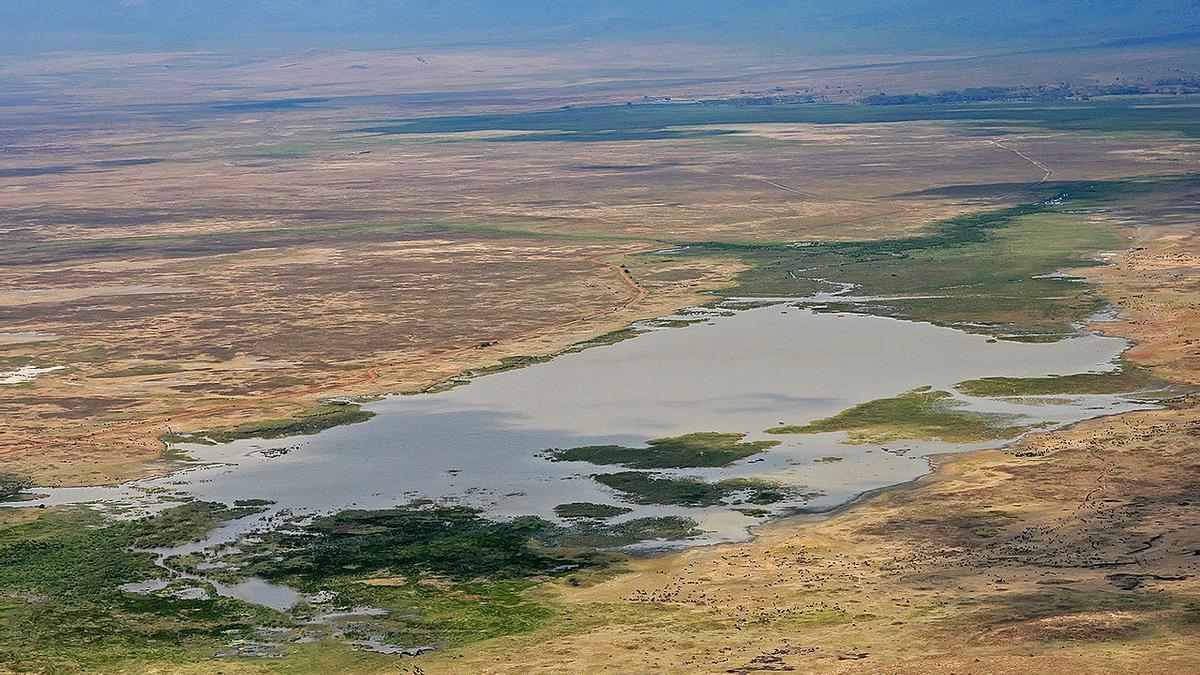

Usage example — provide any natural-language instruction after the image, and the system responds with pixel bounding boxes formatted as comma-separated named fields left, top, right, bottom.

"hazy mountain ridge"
left=4, top=0, right=1197, bottom=56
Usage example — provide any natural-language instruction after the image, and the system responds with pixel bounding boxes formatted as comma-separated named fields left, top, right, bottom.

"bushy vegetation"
left=0, top=502, right=275, bottom=671
left=203, top=504, right=705, bottom=649
left=238, top=507, right=581, bottom=583
left=543, top=516, right=700, bottom=548
left=0, top=473, right=30, bottom=502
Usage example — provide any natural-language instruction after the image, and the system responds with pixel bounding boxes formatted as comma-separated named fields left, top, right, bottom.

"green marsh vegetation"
left=355, top=96, right=1200, bottom=142
left=234, top=506, right=590, bottom=583
left=569, top=326, right=643, bottom=349
left=545, top=432, right=779, bottom=469
left=543, top=516, right=701, bottom=548
left=767, top=388, right=1033, bottom=444
left=554, top=502, right=633, bottom=520
left=224, top=505, right=699, bottom=586
left=311, top=575, right=559, bottom=649
left=199, top=504, right=701, bottom=648
left=0, top=502, right=278, bottom=671
left=161, top=401, right=373, bottom=445
left=671, top=174, right=1198, bottom=341
left=695, top=178, right=1152, bottom=340
left=0, top=498, right=706, bottom=669
left=955, top=363, right=1167, bottom=397
left=637, top=317, right=709, bottom=329
left=417, top=328, right=645, bottom=394
left=593, top=472, right=799, bottom=507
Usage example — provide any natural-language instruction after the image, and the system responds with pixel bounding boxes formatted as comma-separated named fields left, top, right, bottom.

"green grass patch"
left=542, top=516, right=700, bottom=548
left=767, top=389, right=1032, bottom=444
left=164, top=402, right=373, bottom=445
left=677, top=175, right=1200, bottom=340
left=956, top=363, right=1162, bottom=397
left=593, top=472, right=797, bottom=507
left=546, top=432, right=780, bottom=469
left=553, top=502, right=633, bottom=520
left=593, top=473, right=727, bottom=506
left=638, top=317, right=708, bottom=329
left=467, top=355, right=553, bottom=377
left=713, top=478, right=799, bottom=505
left=188, top=504, right=697, bottom=651
left=567, top=327, right=643, bottom=350
left=711, top=184, right=1129, bottom=339
left=353, top=97, right=1200, bottom=141
left=342, top=577, right=557, bottom=648
left=420, top=354, right=557, bottom=393
left=0, top=503, right=277, bottom=671
left=232, top=498, right=276, bottom=508
left=234, top=507, right=580, bottom=583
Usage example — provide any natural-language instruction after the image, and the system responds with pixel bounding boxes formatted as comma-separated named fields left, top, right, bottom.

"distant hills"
left=3, top=0, right=1198, bottom=56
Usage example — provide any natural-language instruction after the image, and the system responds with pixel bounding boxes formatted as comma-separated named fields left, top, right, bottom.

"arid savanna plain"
left=2, top=2, right=1200, bottom=673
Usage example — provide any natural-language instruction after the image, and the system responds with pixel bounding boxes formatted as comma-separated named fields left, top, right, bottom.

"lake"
left=20, top=301, right=1148, bottom=550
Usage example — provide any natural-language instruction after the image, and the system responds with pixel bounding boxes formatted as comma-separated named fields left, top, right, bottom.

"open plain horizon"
left=3, top=2, right=1200, bottom=673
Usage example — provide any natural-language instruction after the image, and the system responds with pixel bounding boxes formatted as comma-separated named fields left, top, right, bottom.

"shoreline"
left=742, top=239, right=1167, bottom=538
left=7, top=215, right=1162, bottom=541
left=7, top=288, right=1154, bottom=564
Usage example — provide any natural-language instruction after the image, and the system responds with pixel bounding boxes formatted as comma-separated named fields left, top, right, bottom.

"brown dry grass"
left=0, top=234, right=741, bottom=485
left=3, top=49, right=1200, bottom=673
left=409, top=172, right=1200, bottom=674
left=7, top=90, right=1192, bottom=486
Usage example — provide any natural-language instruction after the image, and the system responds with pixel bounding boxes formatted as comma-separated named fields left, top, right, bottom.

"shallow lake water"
left=19, top=303, right=1151, bottom=556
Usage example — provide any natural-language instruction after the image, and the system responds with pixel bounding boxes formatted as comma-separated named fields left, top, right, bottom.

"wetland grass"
left=161, top=401, right=373, bottom=445
left=768, top=389, right=1032, bottom=444
left=542, top=516, right=701, bottom=548
left=187, top=504, right=703, bottom=648
left=0, top=502, right=278, bottom=671
left=593, top=472, right=796, bottom=507
left=546, top=432, right=780, bottom=469
left=0, top=498, right=701, bottom=669
left=956, top=363, right=1164, bottom=397
left=356, top=97, right=1200, bottom=142
left=682, top=176, right=1200, bottom=340
left=553, top=502, right=633, bottom=520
